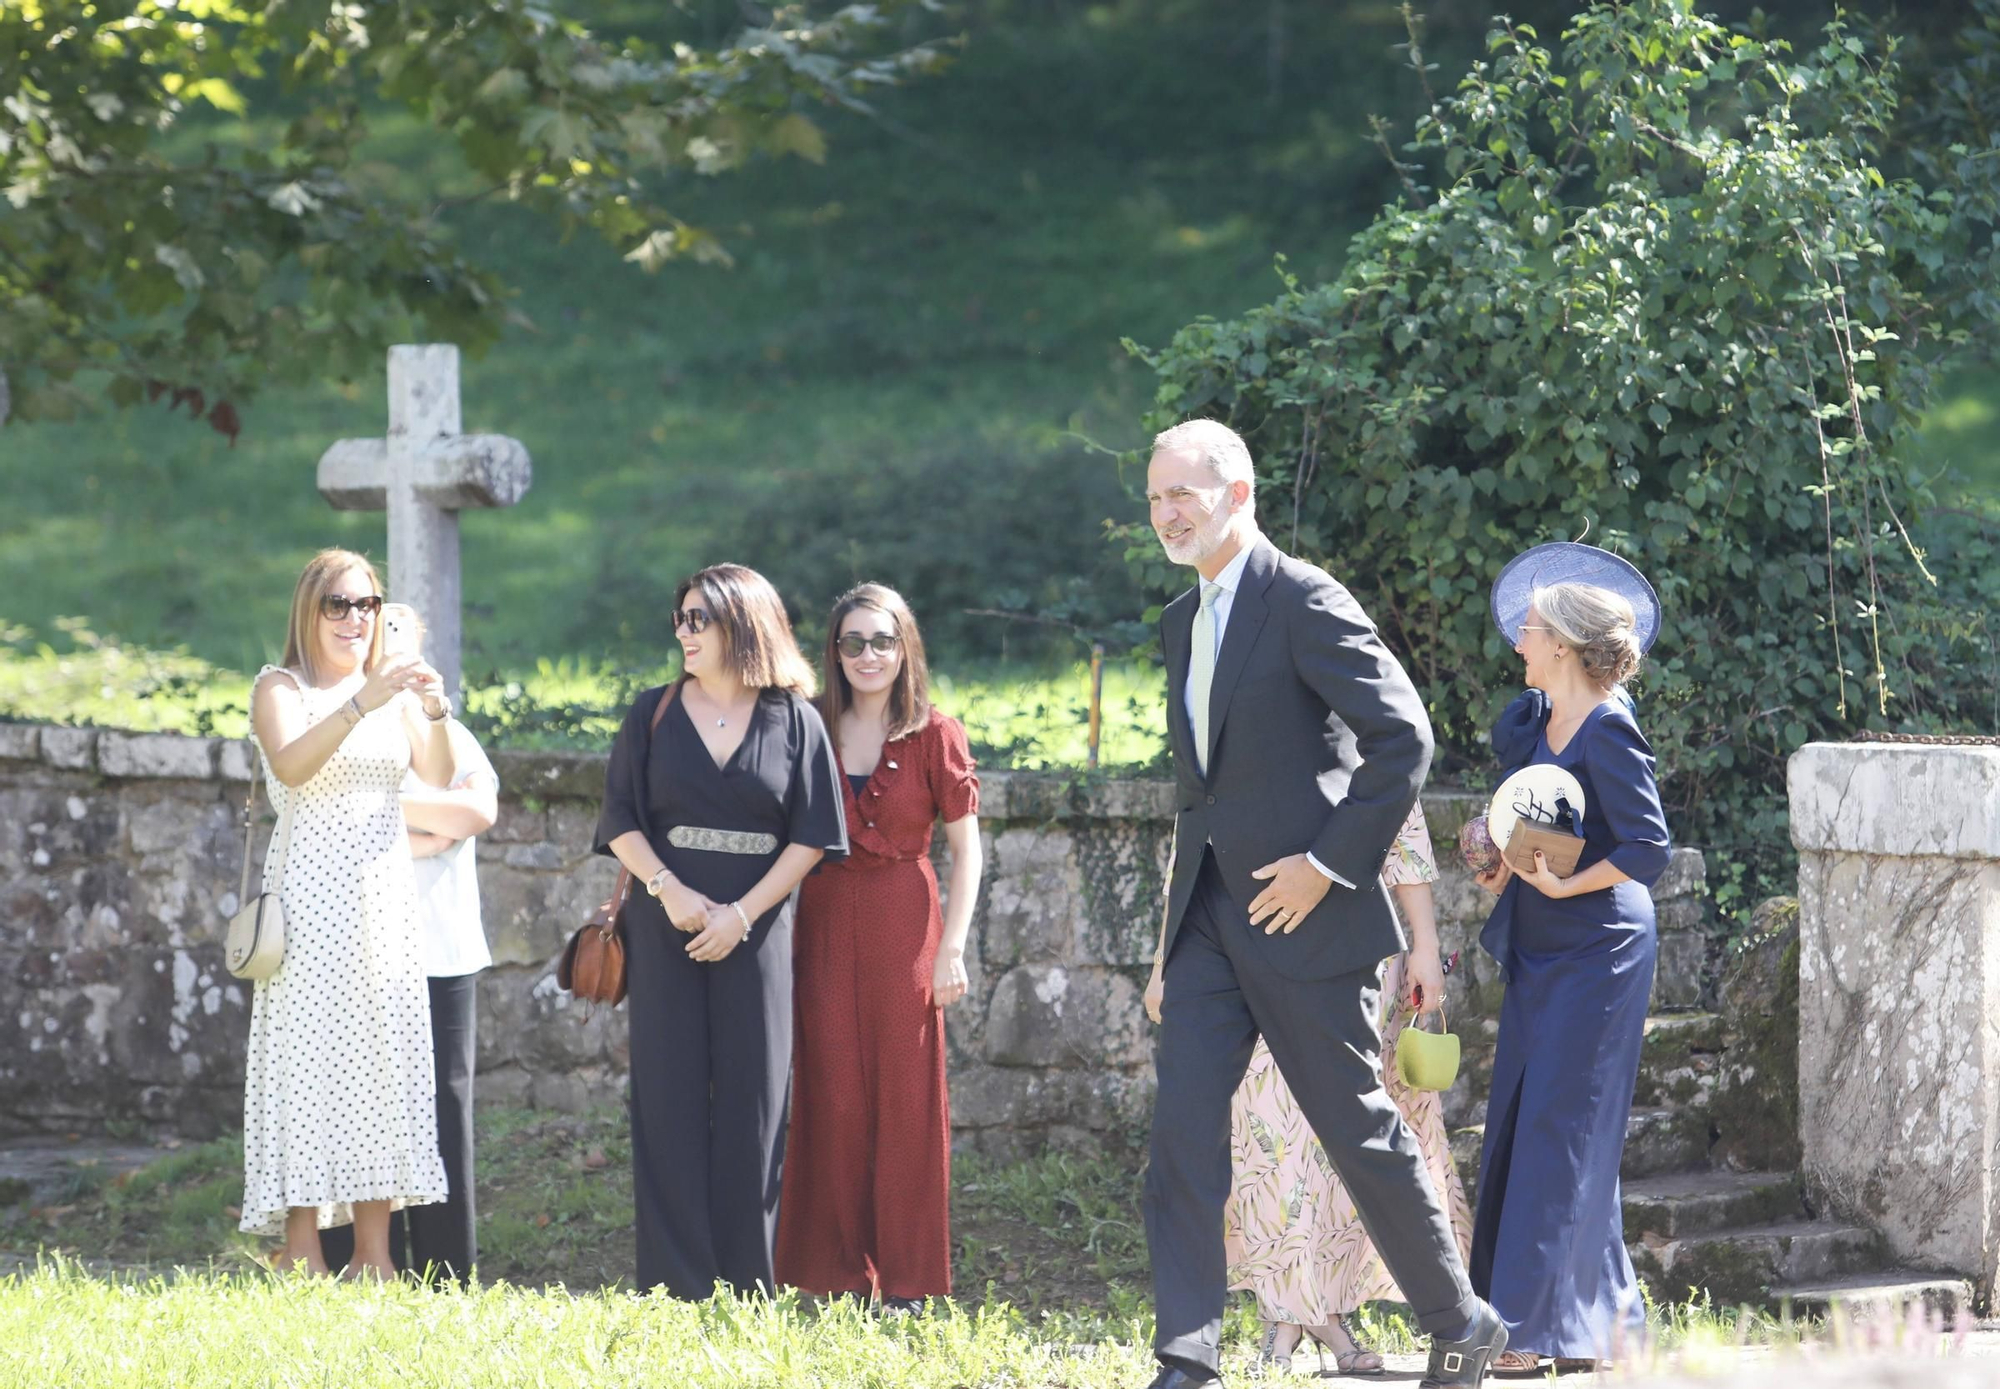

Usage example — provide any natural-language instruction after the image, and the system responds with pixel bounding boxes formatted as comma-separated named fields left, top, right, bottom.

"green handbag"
left=1395, top=1005, right=1461, bottom=1092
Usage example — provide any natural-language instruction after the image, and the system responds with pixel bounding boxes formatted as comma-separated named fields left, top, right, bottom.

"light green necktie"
left=1189, top=580, right=1223, bottom=774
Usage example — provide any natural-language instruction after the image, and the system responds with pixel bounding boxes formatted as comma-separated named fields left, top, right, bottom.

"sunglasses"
left=837, top=632, right=901, bottom=659
left=321, top=594, right=383, bottom=621
left=673, top=607, right=711, bottom=635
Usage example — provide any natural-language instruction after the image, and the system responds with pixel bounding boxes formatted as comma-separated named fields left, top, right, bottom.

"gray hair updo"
left=1532, top=582, right=1645, bottom=690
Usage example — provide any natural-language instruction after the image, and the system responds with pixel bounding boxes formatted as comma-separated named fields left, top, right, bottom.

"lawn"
left=6, top=1105, right=1963, bottom=1389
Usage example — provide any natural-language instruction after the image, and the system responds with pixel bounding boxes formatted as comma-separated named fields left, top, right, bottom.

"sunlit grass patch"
left=0, top=626, right=1169, bottom=772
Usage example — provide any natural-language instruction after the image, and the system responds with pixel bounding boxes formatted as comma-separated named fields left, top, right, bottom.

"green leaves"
left=0, top=1, right=948, bottom=429
left=1127, top=0, right=2000, bottom=928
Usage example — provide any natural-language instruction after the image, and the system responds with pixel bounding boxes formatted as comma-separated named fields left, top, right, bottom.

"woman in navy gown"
left=1472, top=558, right=1670, bottom=1373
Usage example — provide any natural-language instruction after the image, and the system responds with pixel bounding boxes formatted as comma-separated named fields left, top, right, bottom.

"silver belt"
left=667, top=825, right=779, bottom=855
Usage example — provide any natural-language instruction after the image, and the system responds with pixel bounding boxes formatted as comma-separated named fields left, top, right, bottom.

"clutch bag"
left=1503, top=820, right=1585, bottom=877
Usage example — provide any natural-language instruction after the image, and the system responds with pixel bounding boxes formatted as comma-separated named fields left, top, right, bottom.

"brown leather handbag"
left=558, top=682, right=679, bottom=1008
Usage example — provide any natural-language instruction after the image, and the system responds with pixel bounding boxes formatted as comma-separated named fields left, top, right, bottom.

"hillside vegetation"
left=1, top=1, right=1991, bottom=766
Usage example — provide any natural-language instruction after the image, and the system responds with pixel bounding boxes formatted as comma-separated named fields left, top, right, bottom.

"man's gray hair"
left=1151, top=418, right=1257, bottom=495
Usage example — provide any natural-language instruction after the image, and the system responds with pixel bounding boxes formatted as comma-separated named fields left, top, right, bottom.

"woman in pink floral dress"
left=1223, top=801, right=1472, bottom=1374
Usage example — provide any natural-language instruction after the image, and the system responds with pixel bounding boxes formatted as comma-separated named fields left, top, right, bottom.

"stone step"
left=1633, top=1012, right=1729, bottom=1109
left=1622, top=1170, right=1803, bottom=1242
left=1450, top=1103, right=1712, bottom=1202
left=1769, top=1271, right=1975, bottom=1317
left=1620, top=1105, right=1713, bottom=1177
left=1631, top=1219, right=1887, bottom=1307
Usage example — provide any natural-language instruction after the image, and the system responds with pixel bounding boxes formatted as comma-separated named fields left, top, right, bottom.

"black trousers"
left=624, top=890, right=793, bottom=1299
left=321, top=972, right=479, bottom=1282
left=1142, top=853, right=1476, bottom=1376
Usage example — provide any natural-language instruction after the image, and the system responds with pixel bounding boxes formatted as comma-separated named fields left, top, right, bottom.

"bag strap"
left=239, top=738, right=300, bottom=904
left=235, top=747, right=261, bottom=907
left=609, top=681, right=684, bottom=911
left=1406, top=1000, right=1449, bottom=1032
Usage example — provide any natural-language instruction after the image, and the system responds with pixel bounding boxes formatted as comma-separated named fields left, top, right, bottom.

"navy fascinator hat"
left=1489, top=542, right=1660, bottom=653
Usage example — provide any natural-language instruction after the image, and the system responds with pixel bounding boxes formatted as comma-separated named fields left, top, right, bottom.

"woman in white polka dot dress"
left=242, top=548, right=455, bottom=1277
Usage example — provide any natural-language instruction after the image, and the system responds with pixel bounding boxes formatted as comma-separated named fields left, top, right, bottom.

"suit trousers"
left=320, top=972, right=479, bottom=1282
left=1143, top=852, right=1476, bottom=1375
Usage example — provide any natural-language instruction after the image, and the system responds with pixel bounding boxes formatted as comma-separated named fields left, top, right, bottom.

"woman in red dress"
left=776, top=583, right=983, bottom=1309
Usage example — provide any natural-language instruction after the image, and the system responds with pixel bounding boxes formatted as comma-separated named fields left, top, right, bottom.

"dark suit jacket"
left=1162, top=536, right=1434, bottom=980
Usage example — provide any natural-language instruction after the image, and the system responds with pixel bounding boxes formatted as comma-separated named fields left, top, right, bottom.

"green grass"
left=15, top=1105, right=1965, bottom=1389
left=0, top=4, right=1587, bottom=707
left=0, top=619, right=1168, bottom=768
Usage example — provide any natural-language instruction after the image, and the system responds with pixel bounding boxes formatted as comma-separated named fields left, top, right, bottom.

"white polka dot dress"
left=239, top=667, right=447, bottom=1237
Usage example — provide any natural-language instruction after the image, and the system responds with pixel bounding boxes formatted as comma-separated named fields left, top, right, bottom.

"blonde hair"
left=1532, top=582, right=1644, bottom=689
left=820, top=583, right=933, bottom=742
left=675, top=563, right=817, bottom=697
left=281, top=549, right=383, bottom=684
left=1150, top=418, right=1257, bottom=503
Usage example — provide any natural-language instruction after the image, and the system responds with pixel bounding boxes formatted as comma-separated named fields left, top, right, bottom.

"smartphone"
left=381, top=602, right=423, bottom=660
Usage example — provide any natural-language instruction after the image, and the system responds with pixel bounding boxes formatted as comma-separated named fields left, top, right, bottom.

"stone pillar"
left=1791, top=741, right=2000, bottom=1301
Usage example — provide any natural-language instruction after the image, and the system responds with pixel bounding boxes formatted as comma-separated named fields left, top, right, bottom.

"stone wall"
left=0, top=721, right=1709, bottom=1151
left=1792, top=741, right=2000, bottom=1303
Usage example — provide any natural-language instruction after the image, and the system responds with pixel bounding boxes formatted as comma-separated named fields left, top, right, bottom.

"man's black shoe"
left=1144, top=1365, right=1222, bottom=1389
left=1420, top=1300, right=1509, bottom=1389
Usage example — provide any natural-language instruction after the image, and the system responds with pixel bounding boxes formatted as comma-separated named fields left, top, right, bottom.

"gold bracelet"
left=731, top=901, right=752, bottom=937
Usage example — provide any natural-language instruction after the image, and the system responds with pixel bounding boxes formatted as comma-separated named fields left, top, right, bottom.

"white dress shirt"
left=1183, top=536, right=1353, bottom=891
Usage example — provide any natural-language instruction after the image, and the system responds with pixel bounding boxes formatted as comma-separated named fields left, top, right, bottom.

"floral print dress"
left=1223, top=801, right=1473, bottom=1323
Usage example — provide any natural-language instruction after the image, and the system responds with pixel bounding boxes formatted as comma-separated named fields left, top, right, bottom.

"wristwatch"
left=423, top=694, right=452, bottom=722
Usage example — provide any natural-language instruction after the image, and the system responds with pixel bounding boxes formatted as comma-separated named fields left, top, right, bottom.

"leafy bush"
left=1120, top=0, right=2000, bottom=918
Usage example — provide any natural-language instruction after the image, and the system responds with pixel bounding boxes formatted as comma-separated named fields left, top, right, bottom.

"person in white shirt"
left=320, top=604, right=497, bottom=1283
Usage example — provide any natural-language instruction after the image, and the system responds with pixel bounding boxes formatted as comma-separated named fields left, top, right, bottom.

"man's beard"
left=1160, top=504, right=1234, bottom=565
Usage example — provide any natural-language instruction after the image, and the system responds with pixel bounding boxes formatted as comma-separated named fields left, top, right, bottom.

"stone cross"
left=317, top=345, right=531, bottom=700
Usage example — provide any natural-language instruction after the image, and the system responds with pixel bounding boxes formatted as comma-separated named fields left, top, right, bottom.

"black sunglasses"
left=321, top=594, right=383, bottom=621
left=836, top=632, right=901, bottom=659
left=673, top=607, right=711, bottom=635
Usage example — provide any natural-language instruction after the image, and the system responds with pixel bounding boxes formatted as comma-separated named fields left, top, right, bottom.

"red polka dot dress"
left=776, top=709, right=979, bottom=1300
left=239, top=668, right=447, bottom=1237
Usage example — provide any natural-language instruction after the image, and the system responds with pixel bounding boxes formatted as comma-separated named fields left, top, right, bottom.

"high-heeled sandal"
left=1493, top=1349, right=1544, bottom=1375
left=1258, top=1320, right=1305, bottom=1370
left=1304, top=1314, right=1385, bottom=1376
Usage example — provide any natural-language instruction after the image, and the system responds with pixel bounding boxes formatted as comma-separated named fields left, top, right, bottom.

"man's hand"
left=1247, top=853, right=1334, bottom=934
left=1144, top=960, right=1165, bottom=1024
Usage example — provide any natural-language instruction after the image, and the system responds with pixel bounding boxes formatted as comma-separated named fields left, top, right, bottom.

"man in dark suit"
left=1137, top=420, right=1506, bottom=1389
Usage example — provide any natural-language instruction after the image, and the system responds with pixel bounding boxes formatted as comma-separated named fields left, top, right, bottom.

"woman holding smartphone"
left=243, top=550, right=454, bottom=1278
left=320, top=603, right=497, bottom=1284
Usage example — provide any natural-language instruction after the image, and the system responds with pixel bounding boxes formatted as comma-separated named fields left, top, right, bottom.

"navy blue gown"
left=1471, top=693, right=1670, bottom=1359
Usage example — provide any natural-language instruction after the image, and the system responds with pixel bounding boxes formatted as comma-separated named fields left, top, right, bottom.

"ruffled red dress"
left=775, top=708, right=979, bottom=1299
